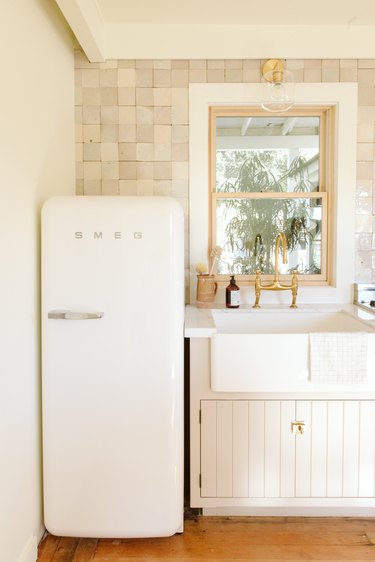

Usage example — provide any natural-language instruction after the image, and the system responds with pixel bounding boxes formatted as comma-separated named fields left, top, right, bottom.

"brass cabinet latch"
left=291, top=421, right=305, bottom=435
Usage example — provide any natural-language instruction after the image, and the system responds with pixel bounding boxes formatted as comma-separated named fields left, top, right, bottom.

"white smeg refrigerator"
left=41, top=196, right=184, bottom=538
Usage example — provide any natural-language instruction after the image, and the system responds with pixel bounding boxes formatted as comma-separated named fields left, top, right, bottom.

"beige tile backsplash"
left=75, top=52, right=375, bottom=285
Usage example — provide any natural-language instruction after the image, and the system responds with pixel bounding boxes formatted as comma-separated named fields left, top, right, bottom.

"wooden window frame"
left=209, top=105, right=335, bottom=286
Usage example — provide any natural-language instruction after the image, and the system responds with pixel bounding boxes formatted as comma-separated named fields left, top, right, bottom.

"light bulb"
left=270, top=82, right=289, bottom=102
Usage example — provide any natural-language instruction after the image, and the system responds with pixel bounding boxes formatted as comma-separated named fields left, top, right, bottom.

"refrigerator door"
left=42, top=196, right=184, bottom=538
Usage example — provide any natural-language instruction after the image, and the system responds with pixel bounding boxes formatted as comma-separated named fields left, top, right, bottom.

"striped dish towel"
left=309, top=332, right=368, bottom=384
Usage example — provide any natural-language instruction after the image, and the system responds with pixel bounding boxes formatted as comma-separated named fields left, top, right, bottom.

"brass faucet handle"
left=253, top=270, right=261, bottom=308
left=290, top=271, right=298, bottom=308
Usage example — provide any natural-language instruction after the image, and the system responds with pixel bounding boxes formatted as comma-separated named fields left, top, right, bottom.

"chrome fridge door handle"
left=48, top=310, right=104, bottom=320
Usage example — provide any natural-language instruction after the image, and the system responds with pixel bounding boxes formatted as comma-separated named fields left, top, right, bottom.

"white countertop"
left=184, top=303, right=375, bottom=338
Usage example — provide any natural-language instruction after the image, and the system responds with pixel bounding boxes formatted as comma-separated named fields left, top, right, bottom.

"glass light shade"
left=261, top=68, right=295, bottom=112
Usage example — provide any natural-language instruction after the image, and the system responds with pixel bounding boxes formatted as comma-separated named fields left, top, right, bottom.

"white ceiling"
left=55, top=0, right=375, bottom=62
left=97, top=0, right=375, bottom=26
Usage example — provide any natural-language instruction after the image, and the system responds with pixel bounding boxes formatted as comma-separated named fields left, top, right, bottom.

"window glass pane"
left=216, top=116, right=320, bottom=193
left=216, top=197, right=323, bottom=275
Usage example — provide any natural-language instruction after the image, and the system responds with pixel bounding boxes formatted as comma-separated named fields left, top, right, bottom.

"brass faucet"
left=253, top=231, right=298, bottom=308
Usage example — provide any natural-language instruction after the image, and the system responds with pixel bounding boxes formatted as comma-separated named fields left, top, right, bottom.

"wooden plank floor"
left=37, top=516, right=375, bottom=561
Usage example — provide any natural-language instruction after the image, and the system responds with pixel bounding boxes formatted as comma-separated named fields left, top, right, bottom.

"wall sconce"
left=261, top=59, right=295, bottom=113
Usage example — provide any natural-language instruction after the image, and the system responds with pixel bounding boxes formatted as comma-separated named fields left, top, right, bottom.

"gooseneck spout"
left=274, top=231, right=287, bottom=284
left=253, top=231, right=298, bottom=309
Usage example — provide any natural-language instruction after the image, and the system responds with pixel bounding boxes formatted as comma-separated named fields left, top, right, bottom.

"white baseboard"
left=17, top=536, right=38, bottom=562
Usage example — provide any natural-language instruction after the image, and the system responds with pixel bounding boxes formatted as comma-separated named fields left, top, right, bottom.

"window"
left=209, top=106, right=335, bottom=284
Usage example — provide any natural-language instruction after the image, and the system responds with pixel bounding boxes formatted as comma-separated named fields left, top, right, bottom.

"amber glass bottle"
left=226, top=275, right=240, bottom=308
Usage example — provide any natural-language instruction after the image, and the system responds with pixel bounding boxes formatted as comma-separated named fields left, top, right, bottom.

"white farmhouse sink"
left=210, top=308, right=375, bottom=393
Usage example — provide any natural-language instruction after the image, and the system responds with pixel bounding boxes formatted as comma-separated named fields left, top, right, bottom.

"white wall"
left=0, top=2, right=75, bottom=561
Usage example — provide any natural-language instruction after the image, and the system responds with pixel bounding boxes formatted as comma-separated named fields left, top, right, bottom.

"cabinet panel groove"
left=200, top=399, right=375, bottom=502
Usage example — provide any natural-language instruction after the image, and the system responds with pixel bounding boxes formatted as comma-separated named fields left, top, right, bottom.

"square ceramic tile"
left=172, top=179, right=189, bottom=197
left=322, top=69, right=340, bottom=82
left=154, top=179, right=172, bottom=195
left=84, top=161, right=101, bottom=180
left=136, top=60, right=154, bottom=68
left=172, top=125, right=189, bottom=143
left=171, top=87, right=188, bottom=106
left=82, top=87, right=100, bottom=105
left=358, top=69, right=375, bottom=86
left=189, top=69, right=207, bottom=83
left=172, top=143, right=189, bottom=161
left=136, top=125, right=154, bottom=142
left=136, top=68, right=153, bottom=87
left=118, top=60, right=136, bottom=68
left=137, top=162, right=154, bottom=179
left=154, top=125, right=172, bottom=143
left=172, top=161, right=189, bottom=180
left=118, top=124, right=136, bottom=142
left=83, top=124, right=101, bottom=143
left=83, top=179, right=101, bottom=195
left=357, top=161, right=374, bottom=180
left=118, top=68, right=136, bottom=87
left=136, top=143, right=154, bottom=161
left=101, top=161, right=119, bottom=179
left=101, top=106, right=119, bottom=124
left=171, top=70, right=189, bottom=87
left=357, top=143, right=374, bottom=162
left=119, top=106, right=136, bottom=124
left=208, top=60, right=225, bottom=69
left=76, top=179, right=84, bottom=195
left=171, top=105, right=189, bottom=125
left=322, top=60, right=340, bottom=69
left=340, top=68, right=358, bottom=82
left=357, top=124, right=375, bottom=143
left=102, top=180, right=119, bottom=195
left=99, top=60, right=118, bottom=69
left=154, top=161, right=172, bottom=179
left=340, top=59, right=358, bottom=68
left=119, top=143, right=136, bottom=161
left=136, top=106, right=154, bottom=124
left=189, top=60, right=206, bottom=69
left=101, top=124, right=118, bottom=142
left=154, top=107, right=172, bottom=124
left=154, top=60, right=172, bottom=70
left=154, top=88, right=172, bottom=106
left=83, top=106, right=100, bottom=124
left=225, top=69, right=243, bottom=82
left=154, top=69, right=171, bottom=87
left=358, top=60, right=375, bottom=68
left=101, top=143, right=118, bottom=161
left=137, top=180, right=154, bottom=195
left=119, top=179, right=137, bottom=195
left=101, top=87, right=118, bottom=105
left=118, top=87, right=136, bottom=105
left=136, top=88, right=154, bottom=106
left=304, top=69, right=322, bottom=82
left=82, top=69, right=100, bottom=87
left=119, top=162, right=137, bottom=179
left=100, top=69, right=118, bottom=86
left=208, top=69, right=225, bottom=82
left=171, top=60, right=189, bottom=70
left=358, top=88, right=375, bottom=106
left=83, top=142, right=101, bottom=161
left=154, top=143, right=171, bottom=161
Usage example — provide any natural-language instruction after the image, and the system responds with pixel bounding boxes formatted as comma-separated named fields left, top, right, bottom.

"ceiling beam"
left=241, top=117, right=252, bottom=136
left=55, top=0, right=105, bottom=62
left=281, top=117, right=298, bottom=136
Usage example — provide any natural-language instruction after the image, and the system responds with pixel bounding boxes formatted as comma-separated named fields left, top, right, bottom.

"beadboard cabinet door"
left=200, top=400, right=375, bottom=499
